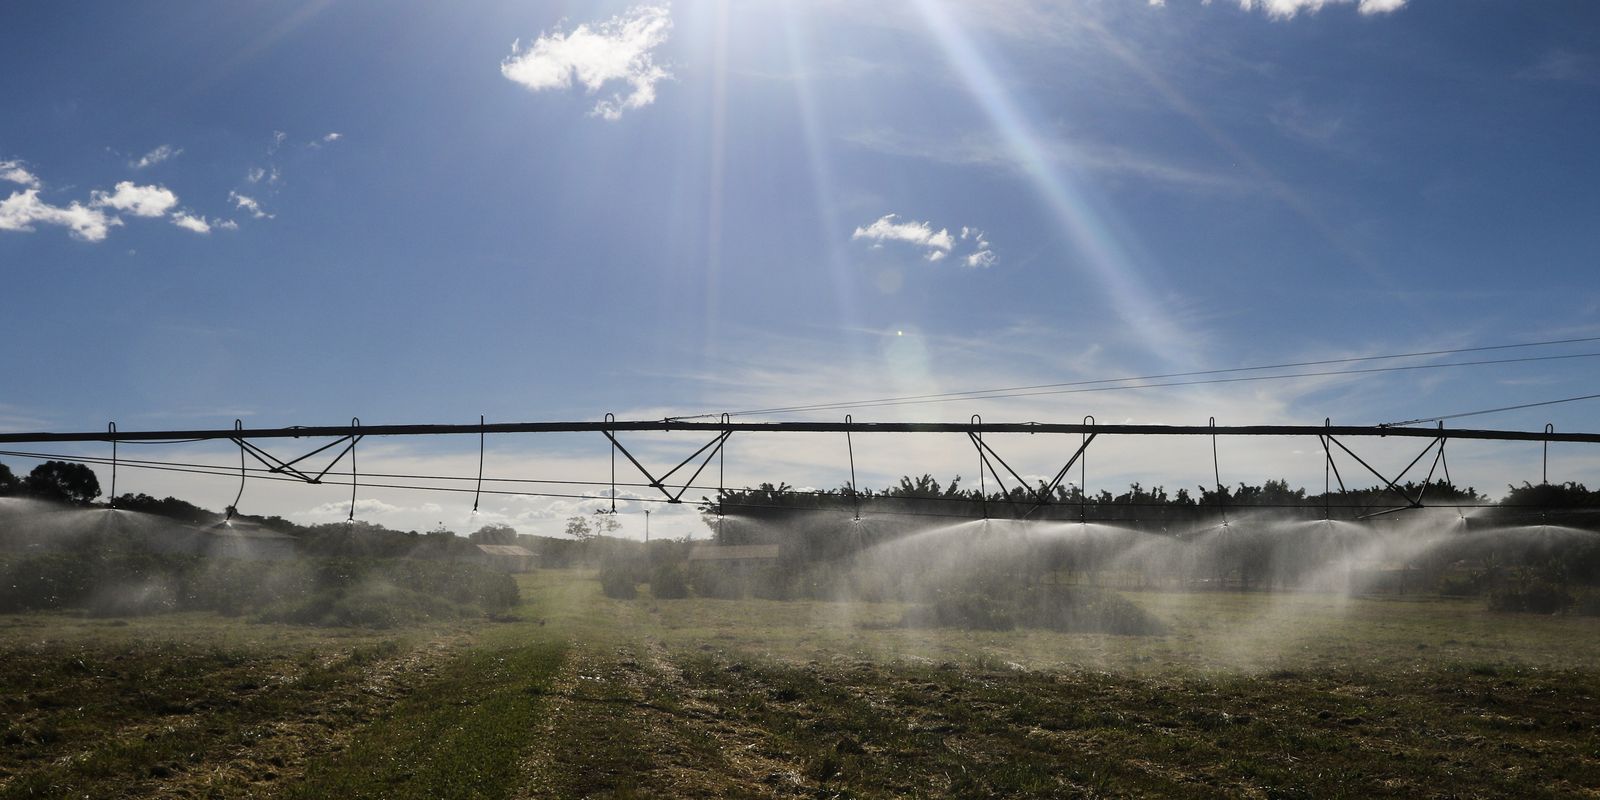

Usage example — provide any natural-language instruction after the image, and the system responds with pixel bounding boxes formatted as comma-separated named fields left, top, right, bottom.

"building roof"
left=687, top=544, right=780, bottom=561
left=474, top=544, right=535, bottom=557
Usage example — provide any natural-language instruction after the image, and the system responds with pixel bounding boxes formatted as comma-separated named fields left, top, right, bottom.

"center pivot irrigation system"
left=2, top=416, right=1597, bottom=524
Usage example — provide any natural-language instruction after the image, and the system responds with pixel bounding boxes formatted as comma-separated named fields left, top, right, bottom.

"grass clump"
left=255, top=582, right=475, bottom=629
left=902, top=584, right=1168, bottom=636
left=1487, top=580, right=1574, bottom=614
left=0, top=552, right=517, bottom=626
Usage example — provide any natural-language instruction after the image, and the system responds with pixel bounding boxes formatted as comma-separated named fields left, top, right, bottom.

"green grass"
left=285, top=638, right=567, bottom=799
left=4, top=569, right=1600, bottom=797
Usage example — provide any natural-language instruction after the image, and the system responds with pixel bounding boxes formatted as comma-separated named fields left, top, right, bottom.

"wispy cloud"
left=501, top=3, right=674, bottom=121
left=960, top=227, right=997, bottom=269
left=847, top=128, right=1252, bottom=194
left=1235, top=0, right=1408, bottom=18
left=0, top=159, right=41, bottom=188
left=130, top=144, right=181, bottom=169
left=1520, top=49, right=1600, bottom=86
left=229, top=191, right=272, bottom=219
left=170, top=211, right=235, bottom=234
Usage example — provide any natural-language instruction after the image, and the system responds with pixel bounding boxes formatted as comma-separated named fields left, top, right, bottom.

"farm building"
left=471, top=544, right=537, bottom=572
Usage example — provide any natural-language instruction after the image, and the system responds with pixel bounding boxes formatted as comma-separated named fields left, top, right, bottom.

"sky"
left=3, top=0, right=1599, bottom=538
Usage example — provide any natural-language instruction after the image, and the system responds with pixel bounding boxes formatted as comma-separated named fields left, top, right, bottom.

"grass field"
left=3, top=569, right=1599, bottom=798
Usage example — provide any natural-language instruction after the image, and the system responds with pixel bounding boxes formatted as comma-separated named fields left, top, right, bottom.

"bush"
left=687, top=564, right=745, bottom=599
left=1488, top=582, right=1574, bottom=614
left=902, top=593, right=1015, bottom=631
left=255, top=582, right=472, bottom=628
left=650, top=563, right=690, bottom=599
left=598, top=558, right=641, bottom=599
left=900, top=585, right=1167, bottom=636
left=0, top=551, right=519, bottom=625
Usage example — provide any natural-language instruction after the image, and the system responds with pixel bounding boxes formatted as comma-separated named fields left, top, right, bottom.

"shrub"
left=902, top=593, right=1015, bottom=631
left=1488, top=582, right=1574, bottom=614
left=900, top=585, right=1167, bottom=636
left=255, top=582, right=472, bottom=629
left=650, top=563, right=690, bottom=599
left=0, top=551, right=519, bottom=625
left=598, top=558, right=641, bottom=599
left=687, top=564, right=745, bottom=599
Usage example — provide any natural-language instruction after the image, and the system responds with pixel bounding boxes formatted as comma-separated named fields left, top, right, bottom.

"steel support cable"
left=473, top=415, right=485, bottom=513
left=845, top=414, right=860, bottom=521
left=1081, top=416, right=1092, bottom=523
left=1384, top=392, right=1600, bottom=428
left=107, top=422, right=117, bottom=506
left=718, top=413, right=729, bottom=537
left=1439, top=436, right=1465, bottom=521
left=0, top=448, right=662, bottom=490
left=347, top=418, right=360, bottom=522
left=0, top=447, right=1549, bottom=513
left=973, top=415, right=987, bottom=519
left=606, top=413, right=617, bottom=514
left=1211, top=417, right=1228, bottom=527
left=682, top=345, right=1600, bottom=419
left=1545, top=423, right=1555, bottom=485
left=0, top=446, right=1571, bottom=513
left=227, top=420, right=245, bottom=521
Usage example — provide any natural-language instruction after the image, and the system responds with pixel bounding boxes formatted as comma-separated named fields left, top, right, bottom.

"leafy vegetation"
left=0, top=552, right=517, bottom=626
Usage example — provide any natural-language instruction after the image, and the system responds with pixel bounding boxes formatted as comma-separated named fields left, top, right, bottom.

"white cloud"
left=501, top=3, right=674, bottom=121
left=855, top=214, right=998, bottom=266
left=170, top=212, right=213, bottom=234
left=0, top=160, right=40, bottom=188
left=0, top=189, right=121, bottom=242
left=268, top=130, right=287, bottom=154
left=131, top=145, right=181, bottom=169
left=1236, top=0, right=1407, bottom=19
left=853, top=214, right=955, bottom=261
left=90, top=181, right=179, bottom=217
left=246, top=167, right=266, bottom=183
left=217, top=219, right=239, bottom=231
left=229, top=191, right=272, bottom=219
left=322, top=132, right=342, bottom=143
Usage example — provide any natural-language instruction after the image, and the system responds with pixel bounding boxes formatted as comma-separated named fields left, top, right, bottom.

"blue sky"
left=3, top=1, right=1598, bottom=537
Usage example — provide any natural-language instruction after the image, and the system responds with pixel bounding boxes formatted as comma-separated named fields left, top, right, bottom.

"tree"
left=24, top=461, right=101, bottom=505
left=592, top=509, right=623, bottom=538
left=0, top=461, right=18, bottom=496
left=564, top=515, right=594, bottom=541
left=469, top=523, right=518, bottom=545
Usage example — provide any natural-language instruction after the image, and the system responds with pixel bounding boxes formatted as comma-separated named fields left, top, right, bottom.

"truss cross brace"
left=1325, top=434, right=1445, bottom=519
left=966, top=432, right=1098, bottom=518
left=603, top=430, right=732, bottom=504
left=229, top=434, right=363, bottom=485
